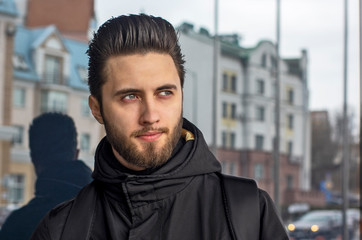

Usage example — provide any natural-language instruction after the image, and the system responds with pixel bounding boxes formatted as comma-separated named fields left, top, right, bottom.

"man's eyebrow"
left=113, top=88, right=142, bottom=97
left=113, top=84, right=178, bottom=97
left=156, top=84, right=178, bottom=91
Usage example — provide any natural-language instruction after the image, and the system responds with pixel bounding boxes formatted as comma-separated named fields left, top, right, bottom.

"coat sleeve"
left=258, top=189, right=290, bottom=240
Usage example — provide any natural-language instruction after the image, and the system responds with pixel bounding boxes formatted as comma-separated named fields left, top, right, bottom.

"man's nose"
left=139, top=97, right=160, bottom=125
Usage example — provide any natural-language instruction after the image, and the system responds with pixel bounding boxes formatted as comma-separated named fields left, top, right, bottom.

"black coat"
left=31, top=119, right=288, bottom=240
left=0, top=160, right=92, bottom=240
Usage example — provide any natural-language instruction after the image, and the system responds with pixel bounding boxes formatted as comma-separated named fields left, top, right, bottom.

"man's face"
left=90, top=53, right=183, bottom=170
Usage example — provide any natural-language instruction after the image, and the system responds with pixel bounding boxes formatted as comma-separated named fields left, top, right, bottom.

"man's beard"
left=103, top=115, right=183, bottom=169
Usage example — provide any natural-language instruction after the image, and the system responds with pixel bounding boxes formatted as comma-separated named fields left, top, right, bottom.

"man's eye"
left=159, top=91, right=172, bottom=96
left=123, top=94, right=138, bottom=100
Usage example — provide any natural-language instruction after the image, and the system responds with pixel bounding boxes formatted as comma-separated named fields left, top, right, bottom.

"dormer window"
left=12, top=54, right=29, bottom=71
left=44, top=55, right=63, bottom=84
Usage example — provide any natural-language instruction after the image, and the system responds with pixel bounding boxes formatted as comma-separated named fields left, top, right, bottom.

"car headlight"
left=311, top=225, right=319, bottom=232
left=288, top=224, right=296, bottom=231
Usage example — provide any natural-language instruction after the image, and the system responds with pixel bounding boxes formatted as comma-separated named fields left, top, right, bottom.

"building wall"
left=26, top=0, right=94, bottom=41
left=0, top=19, right=6, bottom=124
left=179, top=32, right=214, bottom=145
left=179, top=28, right=313, bottom=201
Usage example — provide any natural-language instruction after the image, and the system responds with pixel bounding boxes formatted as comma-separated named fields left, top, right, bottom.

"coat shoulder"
left=30, top=199, right=75, bottom=240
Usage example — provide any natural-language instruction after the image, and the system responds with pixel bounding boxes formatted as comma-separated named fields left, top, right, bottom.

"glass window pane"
left=81, top=133, right=90, bottom=151
left=44, top=55, right=62, bottom=84
left=231, top=75, right=237, bottom=92
left=13, top=88, right=25, bottom=107
left=255, top=135, right=264, bottom=150
left=7, top=174, right=25, bottom=204
left=41, top=91, right=68, bottom=113
left=12, top=125, right=24, bottom=145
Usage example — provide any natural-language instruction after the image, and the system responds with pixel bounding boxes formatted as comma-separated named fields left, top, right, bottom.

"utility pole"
left=273, top=0, right=281, bottom=213
left=212, top=0, right=219, bottom=156
left=341, top=0, right=349, bottom=239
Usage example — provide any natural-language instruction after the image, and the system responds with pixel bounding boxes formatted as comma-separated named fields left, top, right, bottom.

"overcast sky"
left=95, top=0, right=359, bottom=129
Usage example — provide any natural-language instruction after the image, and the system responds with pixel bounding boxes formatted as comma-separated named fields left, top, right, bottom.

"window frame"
left=13, top=87, right=26, bottom=108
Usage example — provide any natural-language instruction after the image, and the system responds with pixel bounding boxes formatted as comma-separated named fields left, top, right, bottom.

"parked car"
left=288, top=210, right=342, bottom=240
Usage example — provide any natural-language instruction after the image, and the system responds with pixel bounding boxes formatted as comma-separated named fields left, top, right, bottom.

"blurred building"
left=0, top=0, right=19, bottom=206
left=179, top=23, right=322, bottom=207
left=0, top=0, right=102, bottom=207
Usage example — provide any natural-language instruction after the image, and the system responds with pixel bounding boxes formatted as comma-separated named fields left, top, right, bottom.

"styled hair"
left=29, top=113, right=78, bottom=170
left=87, top=14, right=185, bottom=103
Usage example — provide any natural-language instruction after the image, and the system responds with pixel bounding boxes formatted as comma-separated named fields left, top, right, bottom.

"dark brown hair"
left=87, top=14, right=185, bottom=103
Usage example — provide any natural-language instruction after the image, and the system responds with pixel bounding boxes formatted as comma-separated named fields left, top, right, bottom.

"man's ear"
left=89, top=95, right=104, bottom=124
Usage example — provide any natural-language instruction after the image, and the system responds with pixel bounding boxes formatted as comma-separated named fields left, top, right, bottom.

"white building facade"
left=178, top=23, right=311, bottom=197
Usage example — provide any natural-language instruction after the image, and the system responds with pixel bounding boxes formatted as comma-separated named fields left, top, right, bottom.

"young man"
left=0, top=113, right=92, bottom=240
left=31, top=14, right=288, bottom=239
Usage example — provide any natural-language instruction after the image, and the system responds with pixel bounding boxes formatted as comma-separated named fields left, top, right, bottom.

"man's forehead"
left=102, top=53, right=181, bottom=90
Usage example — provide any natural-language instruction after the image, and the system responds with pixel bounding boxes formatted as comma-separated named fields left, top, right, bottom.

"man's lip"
left=136, top=131, right=163, bottom=141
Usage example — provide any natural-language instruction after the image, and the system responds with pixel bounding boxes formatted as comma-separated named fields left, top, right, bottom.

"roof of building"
left=178, top=22, right=278, bottom=61
left=63, top=38, right=89, bottom=90
left=0, top=0, right=18, bottom=17
left=13, top=24, right=89, bottom=91
left=13, top=25, right=41, bottom=81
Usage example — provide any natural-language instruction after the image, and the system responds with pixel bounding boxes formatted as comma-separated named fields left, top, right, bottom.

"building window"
left=286, top=175, right=293, bottom=189
left=221, top=161, right=236, bottom=176
left=44, top=55, right=62, bottom=84
left=231, top=104, right=237, bottom=119
left=81, top=98, right=91, bottom=117
left=222, top=131, right=236, bottom=149
left=261, top=53, right=267, bottom=68
left=41, top=91, right=67, bottom=113
left=229, top=162, right=236, bottom=176
left=230, top=132, right=236, bottom=149
left=12, top=54, right=29, bottom=71
left=288, top=89, right=294, bottom=104
left=288, top=114, right=294, bottom=129
left=222, top=73, right=228, bottom=90
left=256, top=106, right=265, bottom=121
left=13, top=88, right=25, bottom=107
left=288, top=141, right=293, bottom=156
left=80, top=133, right=90, bottom=151
left=6, top=174, right=25, bottom=204
left=254, top=163, right=264, bottom=179
left=222, top=102, right=227, bottom=118
left=222, top=102, right=237, bottom=120
left=256, top=79, right=265, bottom=95
left=231, top=75, right=237, bottom=92
left=222, top=131, right=227, bottom=148
left=255, top=135, right=264, bottom=150
left=12, top=125, right=24, bottom=145
left=222, top=72, right=237, bottom=93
